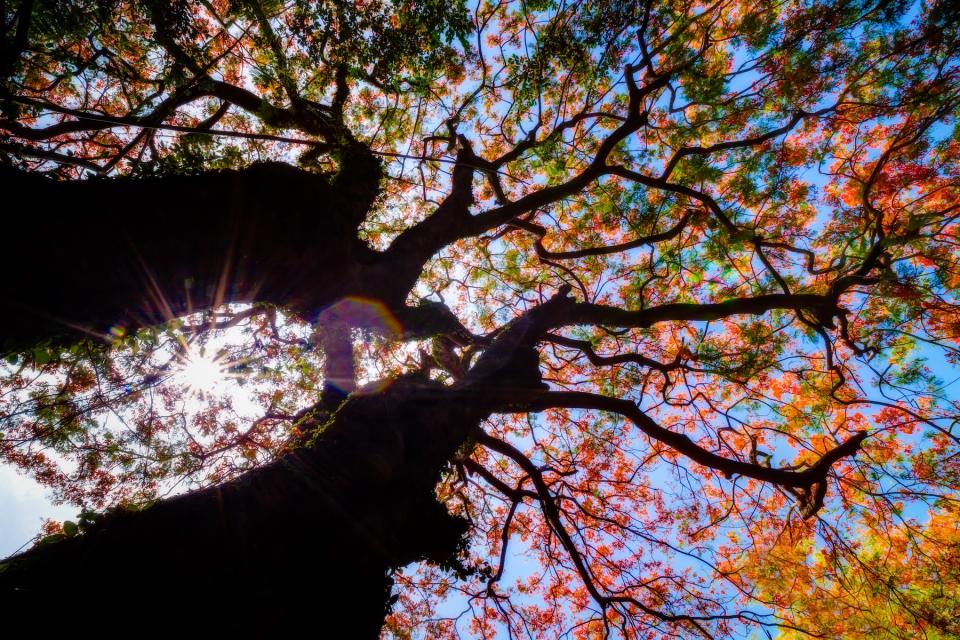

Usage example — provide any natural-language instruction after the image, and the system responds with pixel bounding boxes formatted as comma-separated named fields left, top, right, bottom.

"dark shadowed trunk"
left=0, top=146, right=466, bottom=351
left=0, top=161, right=359, bottom=347
left=1, top=374, right=483, bottom=635
left=0, top=145, right=565, bottom=633
left=0, top=286, right=564, bottom=634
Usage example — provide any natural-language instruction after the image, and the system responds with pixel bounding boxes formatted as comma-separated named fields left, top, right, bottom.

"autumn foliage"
left=1, top=0, right=960, bottom=638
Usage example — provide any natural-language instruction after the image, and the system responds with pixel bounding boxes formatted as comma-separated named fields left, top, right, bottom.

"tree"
left=1, top=0, right=959, bottom=637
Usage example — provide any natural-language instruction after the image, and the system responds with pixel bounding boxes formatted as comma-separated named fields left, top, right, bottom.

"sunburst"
left=173, top=346, right=227, bottom=397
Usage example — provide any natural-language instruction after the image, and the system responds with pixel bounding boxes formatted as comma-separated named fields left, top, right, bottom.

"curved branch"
left=0, top=0, right=32, bottom=82
left=544, top=333, right=683, bottom=373
left=659, top=110, right=809, bottom=181
left=510, top=209, right=694, bottom=260
left=561, top=294, right=842, bottom=331
left=385, top=136, right=480, bottom=288
left=429, top=66, right=673, bottom=249
left=476, top=430, right=720, bottom=638
left=515, top=390, right=868, bottom=491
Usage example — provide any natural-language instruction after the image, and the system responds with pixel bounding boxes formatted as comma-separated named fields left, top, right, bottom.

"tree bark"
left=0, top=160, right=387, bottom=351
left=0, top=281, right=568, bottom=634
left=0, top=147, right=492, bottom=633
left=0, top=374, right=481, bottom=635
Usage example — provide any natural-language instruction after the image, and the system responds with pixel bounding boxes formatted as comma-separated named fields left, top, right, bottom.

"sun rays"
left=173, top=346, right=228, bottom=397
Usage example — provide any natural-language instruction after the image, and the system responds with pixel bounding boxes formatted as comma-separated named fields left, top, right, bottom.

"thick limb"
left=0, top=373, right=479, bottom=635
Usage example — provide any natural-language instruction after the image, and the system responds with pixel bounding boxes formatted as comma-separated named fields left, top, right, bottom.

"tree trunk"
left=0, top=162, right=383, bottom=351
left=0, top=161, right=474, bottom=356
left=0, top=374, right=481, bottom=635
left=0, top=147, right=546, bottom=634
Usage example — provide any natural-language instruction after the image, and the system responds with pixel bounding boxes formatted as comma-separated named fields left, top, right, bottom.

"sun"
left=174, top=346, right=226, bottom=395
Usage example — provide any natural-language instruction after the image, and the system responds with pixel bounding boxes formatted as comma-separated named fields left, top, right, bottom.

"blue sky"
left=0, top=464, right=74, bottom=557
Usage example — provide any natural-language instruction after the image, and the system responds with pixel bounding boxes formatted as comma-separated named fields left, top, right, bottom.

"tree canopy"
left=1, top=0, right=960, bottom=637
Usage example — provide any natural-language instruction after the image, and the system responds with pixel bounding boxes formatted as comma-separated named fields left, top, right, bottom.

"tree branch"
left=509, top=209, right=694, bottom=261
left=513, top=390, right=868, bottom=492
